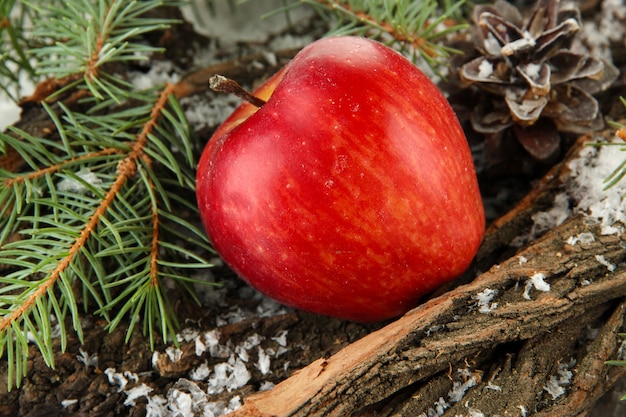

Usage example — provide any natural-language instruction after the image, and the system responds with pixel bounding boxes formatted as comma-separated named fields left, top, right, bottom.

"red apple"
left=197, top=36, right=485, bottom=322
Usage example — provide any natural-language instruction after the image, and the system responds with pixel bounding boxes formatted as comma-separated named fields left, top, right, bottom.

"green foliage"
left=588, top=97, right=626, bottom=191
left=0, top=0, right=42, bottom=101
left=0, top=0, right=215, bottom=390
left=269, top=0, right=469, bottom=75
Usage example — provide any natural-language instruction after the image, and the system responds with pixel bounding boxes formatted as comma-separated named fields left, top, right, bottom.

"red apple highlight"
left=197, top=36, right=485, bottom=322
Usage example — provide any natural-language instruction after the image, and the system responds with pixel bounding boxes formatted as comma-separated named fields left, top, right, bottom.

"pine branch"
left=0, top=0, right=215, bottom=390
left=297, top=0, right=468, bottom=75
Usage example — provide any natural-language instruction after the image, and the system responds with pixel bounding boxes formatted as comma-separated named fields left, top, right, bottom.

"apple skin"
left=197, top=36, right=485, bottom=322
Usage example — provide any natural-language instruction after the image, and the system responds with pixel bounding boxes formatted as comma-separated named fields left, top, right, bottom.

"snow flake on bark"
left=595, top=254, right=617, bottom=272
left=473, top=288, right=499, bottom=314
left=523, top=273, right=551, bottom=300
left=543, top=359, right=576, bottom=400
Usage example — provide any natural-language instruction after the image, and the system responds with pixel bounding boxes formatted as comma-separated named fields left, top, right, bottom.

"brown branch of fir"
left=147, top=165, right=161, bottom=288
left=2, top=148, right=124, bottom=187
left=84, top=1, right=114, bottom=83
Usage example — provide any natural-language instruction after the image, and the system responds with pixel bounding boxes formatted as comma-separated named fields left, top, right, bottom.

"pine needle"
left=0, top=0, right=215, bottom=390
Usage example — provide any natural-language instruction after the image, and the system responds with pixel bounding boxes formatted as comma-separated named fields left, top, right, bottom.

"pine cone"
left=449, top=0, right=619, bottom=162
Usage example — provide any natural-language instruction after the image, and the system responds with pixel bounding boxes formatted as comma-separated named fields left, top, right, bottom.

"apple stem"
left=209, top=75, right=266, bottom=108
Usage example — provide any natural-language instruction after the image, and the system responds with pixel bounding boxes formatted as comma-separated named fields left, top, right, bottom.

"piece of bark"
left=226, top=134, right=626, bottom=417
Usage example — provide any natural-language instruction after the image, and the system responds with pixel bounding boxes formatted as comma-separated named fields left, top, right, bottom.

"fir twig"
left=282, top=0, right=468, bottom=75
left=0, top=0, right=215, bottom=390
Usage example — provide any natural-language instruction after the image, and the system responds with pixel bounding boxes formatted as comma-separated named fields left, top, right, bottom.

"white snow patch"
left=0, top=63, right=35, bottom=131
left=474, top=288, right=499, bottom=313
left=189, top=362, right=211, bottom=381
left=145, top=394, right=167, bottom=417
left=177, top=327, right=200, bottom=343
left=531, top=193, right=571, bottom=236
left=468, top=409, right=485, bottom=417
left=544, top=360, right=575, bottom=400
left=76, top=348, right=98, bottom=368
left=511, top=193, right=570, bottom=247
left=271, top=330, right=288, bottom=346
left=206, top=357, right=251, bottom=395
left=127, top=60, right=180, bottom=90
left=105, top=368, right=129, bottom=391
left=259, top=380, right=276, bottom=391
left=527, top=63, right=542, bottom=78
left=61, top=399, right=78, bottom=408
left=182, top=93, right=242, bottom=130
left=417, top=397, right=448, bottom=417
left=567, top=232, right=596, bottom=245
left=124, top=383, right=153, bottom=406
left=501, top=34, right=536, bottom=56
left=448, top=369, right=478, bottom=403
left=567, top=140, right=626, bottom=235
left=582, top=0, right=626, bottom=59
left=257, top=347, right=271, bottom=375
left=486, top=381, right=502, bottom=391
left=418, top=368, right=478, bottom=417
left=478, top=59, right=494, bottom=78
left=165, top=346, right=183, bottom=363
left=595, top=254, right=617, bottom=272
left=523, top=273, right=550, bottom=300
left=57, top=168, right=102, bottom=194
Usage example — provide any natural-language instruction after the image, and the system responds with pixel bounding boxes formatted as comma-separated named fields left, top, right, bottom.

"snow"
left=61, top=399, right=78, bottom=408
left=56, top=168, right=102, bottom=193
left=523, top=273, right=551, bottom=300
left=543, top=359, right=575, bottom=400
left=512, top=134, right=626, bottom=249
left=128, top=60, right=180, bottom=90
left=501, top=31, right=537, bottom=57
left=582, top=0, right=626, bottom=59
left=418, top=368, right=479, bottom=417
left=165, top=346, right=183, bottom=363
left=189, top=362, right=211, bottom=381
left=76, top=348, right=98, bottom=368
left=566, top=232, right=595, bottom=246
left=523, top=63, right=542, bottom=78
left=473, top=288, right=499, bottom=314
left=257, top=347, right=271, bottom=375
left=271, top=330, right=288, bottom=346
left=104, top=368, right=130, bottom=391
left=0, top=63, right=35, bottom=132
left=595, top=254, right=617, bottom=272
left=567, top=140, right=626, bottom=235
left=511, top=193, right=570, bottom=247
left=486, top=381, right=502, bottom=391
left=478, top=59, right=493, bottom=79
left=124, top=383, right=154, bottom=406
